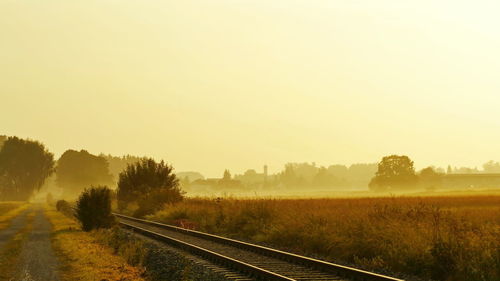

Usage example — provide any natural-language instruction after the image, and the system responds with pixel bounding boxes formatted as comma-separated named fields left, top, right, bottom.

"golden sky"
left=1, top=1, right=500, bottom=176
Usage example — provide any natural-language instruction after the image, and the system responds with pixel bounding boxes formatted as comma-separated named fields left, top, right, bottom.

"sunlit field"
left=148, top=195, right=500, bottom=281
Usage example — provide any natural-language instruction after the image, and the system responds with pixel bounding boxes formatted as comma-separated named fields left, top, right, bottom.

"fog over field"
left=2, top=1, right=500, bottom=178
left=1, top=1, right=500, bottom=281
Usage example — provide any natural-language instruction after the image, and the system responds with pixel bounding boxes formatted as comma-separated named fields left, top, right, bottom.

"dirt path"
left=15, top=206, right=60, bottom=281
left=0, top=208, right=31, bottom=250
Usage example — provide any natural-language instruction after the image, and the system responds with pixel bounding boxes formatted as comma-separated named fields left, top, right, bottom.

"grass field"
left=149, top=195, right=500, bottom=281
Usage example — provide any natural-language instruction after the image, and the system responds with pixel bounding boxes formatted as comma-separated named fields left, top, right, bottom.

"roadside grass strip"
left=45, top=207, right=145, bottom=281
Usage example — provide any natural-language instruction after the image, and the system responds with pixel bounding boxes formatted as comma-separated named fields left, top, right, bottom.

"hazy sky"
left=1, top=1, right=500, bottom=177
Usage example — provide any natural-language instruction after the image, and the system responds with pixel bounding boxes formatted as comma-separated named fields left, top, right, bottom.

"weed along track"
left=114, top=213, right=403, bottom=281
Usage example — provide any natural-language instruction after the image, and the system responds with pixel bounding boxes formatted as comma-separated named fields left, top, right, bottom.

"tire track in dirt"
left=0, top=208, right=31, bottom=250
left=15, top=206, right=60, bottom=281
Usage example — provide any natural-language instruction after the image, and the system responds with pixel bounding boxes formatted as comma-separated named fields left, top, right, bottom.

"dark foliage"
left=75, top=186, right=115, bottom=231
left=55, top=199, right=73, bottom=217
left=56, top=199, right=70, bottom=211
left=117, top=158, right=182, bottom=216
left=56, top=150, right=113, bottom=199
left=0, top=137, right=55, bottom=201
left=0, top=135, right=6, bottom=148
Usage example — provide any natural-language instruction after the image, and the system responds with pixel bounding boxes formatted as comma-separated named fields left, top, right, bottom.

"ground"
left=0, top=203, right=145, bottom=281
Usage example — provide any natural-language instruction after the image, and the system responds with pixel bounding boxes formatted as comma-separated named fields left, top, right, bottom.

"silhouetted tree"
left=117, top=158, right=182, bottom=216
left=75, top=186, right=115, bottom=231
left=0, top=137, right=55, bottom=201
left=56, top=150, right=113, bottom=199
left=369, top=155, right=418, bottom=191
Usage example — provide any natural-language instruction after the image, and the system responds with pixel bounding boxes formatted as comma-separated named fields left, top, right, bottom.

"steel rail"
left=114, top=213, right=404, bottom=281
left=119, top=221, right=294, bottom=281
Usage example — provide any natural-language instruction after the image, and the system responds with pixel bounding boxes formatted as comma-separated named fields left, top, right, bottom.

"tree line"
left=0, top=135, right=183, bottom=216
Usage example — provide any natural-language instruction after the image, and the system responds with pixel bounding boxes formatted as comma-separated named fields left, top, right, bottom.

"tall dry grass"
left=149, top=195, right=500, bottom=281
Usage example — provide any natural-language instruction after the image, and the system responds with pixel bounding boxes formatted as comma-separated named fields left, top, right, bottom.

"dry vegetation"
left=149, top=195, right=500, bottom=281
left=0, top=202, right=29, bottom=230
left=45, top=207, right=145, bottom=281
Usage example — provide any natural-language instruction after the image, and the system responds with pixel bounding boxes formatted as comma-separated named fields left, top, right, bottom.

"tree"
left=483, top=161, right=500, bottom=173
left=0, top=137, right=55, bottom=201
left=419, top=167, right=443, bottom=190
left=447, top=165, right=453, bottom=174
left=369, top=155, right=418, bottom=191
left=222, top=169, right=232, bottom=181
left=117, top=158, right=182, bottom=217
left=56, top=150, right=114, bottom=198
left=75, top=186, right=115, bottom=231
left=100, top=154, right=146, bottom=182
left=0, top=135, right=6, bottom=148
left=312, top=167, right=343, bottom=187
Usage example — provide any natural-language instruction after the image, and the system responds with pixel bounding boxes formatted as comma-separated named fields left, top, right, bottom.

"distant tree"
left=176, top=171, right=204, bottom=182
left=222, top=169, right=232, bottom=181
left=218, top=169, right=242, bottom=188
left=347, top=163, right=378, bottom=188
left=280, top=164, right=298, bottom=186
left=0, top=137, right=55, bottom=201
left=0, top=135, right=6, bottom=148
left=56, top=150, right=113, bottom=198
left=483, top=161, right=500, bottom=173
left=447, top=165, right=453, bottom=174
left=454, top=166, right=479, bottom=174
left=419, top=167, right=443, bottom=191
left=100, top=154, right=146, bottom=181
left=327, top=165, right=349, bottom=179
left=75, top=186, right=115, bottom=231
left=312, top=167, right=343, bottom=187
left=278, top=163, right=318, bottom=187
left=117, top=158, right=182, bottom=217
left=369, top=155, right=418, bottom=191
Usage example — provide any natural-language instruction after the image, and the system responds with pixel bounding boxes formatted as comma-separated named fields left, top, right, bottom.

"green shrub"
left=75, top=186, right=115, bottom=231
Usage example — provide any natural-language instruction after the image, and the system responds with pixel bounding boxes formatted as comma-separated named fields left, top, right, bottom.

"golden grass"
left=0, top=202, right=29, bottom=230
left=45, top=207, right=145, bottom=281
left=150, top=195, right=500, bottom=281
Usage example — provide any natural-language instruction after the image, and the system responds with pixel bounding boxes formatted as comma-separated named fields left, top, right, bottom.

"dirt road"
left=0, top=209, right=30, bottom=250
left=0, top=205, right=60, bottom=281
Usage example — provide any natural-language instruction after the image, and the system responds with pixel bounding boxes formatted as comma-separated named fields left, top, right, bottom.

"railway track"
left=113, top=213, right=404, bottom=281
